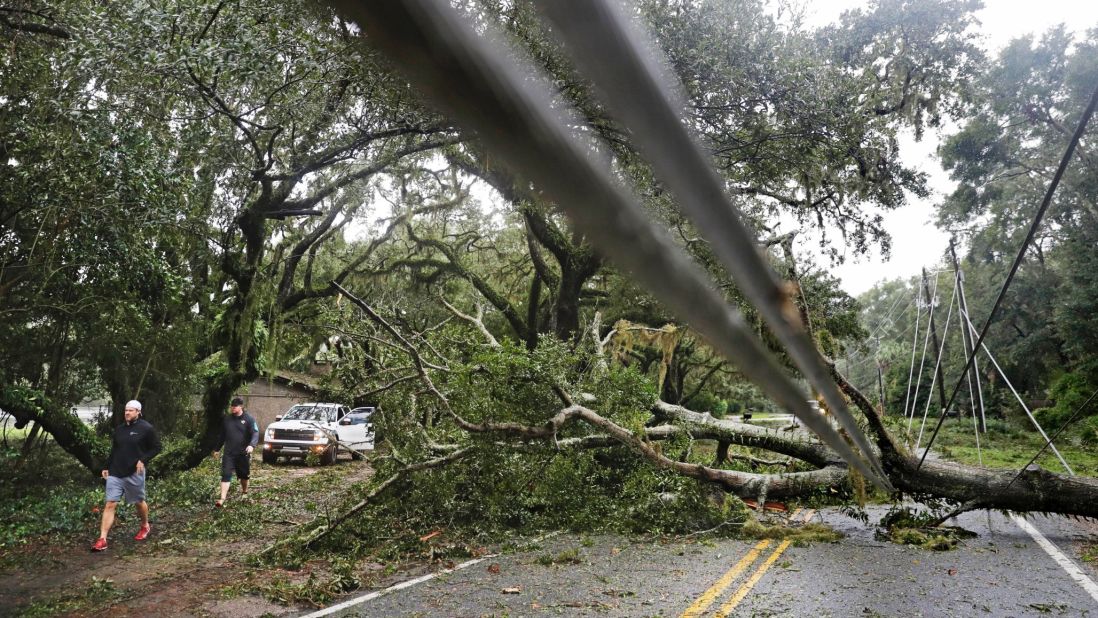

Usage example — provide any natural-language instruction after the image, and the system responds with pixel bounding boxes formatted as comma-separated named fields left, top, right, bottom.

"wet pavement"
left=301, top=507, right=1098, bottom=617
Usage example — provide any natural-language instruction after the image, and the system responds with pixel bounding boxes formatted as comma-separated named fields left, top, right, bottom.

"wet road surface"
left=300, top=507, right=1098, bottom=617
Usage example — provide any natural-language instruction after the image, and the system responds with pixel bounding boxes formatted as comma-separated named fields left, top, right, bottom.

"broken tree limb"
left=440, top=297, right=500, bottom=348
left=290, top=446, right=474, bottom=551
left=652, top=401, right=839, bottom=468
left=449, top=403, right=850, bottom=498
left=337, top=278, right=1098, bottom=520
left=0, top=385, right=107, bottom=475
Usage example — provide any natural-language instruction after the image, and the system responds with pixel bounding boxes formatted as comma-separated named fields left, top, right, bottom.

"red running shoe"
left=134, top=523, right=151, bottom=541
left=91, top=538, right=108, bottom=552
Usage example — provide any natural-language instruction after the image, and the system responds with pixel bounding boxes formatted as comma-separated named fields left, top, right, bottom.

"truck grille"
left=271, top=428, right=316, bottom=441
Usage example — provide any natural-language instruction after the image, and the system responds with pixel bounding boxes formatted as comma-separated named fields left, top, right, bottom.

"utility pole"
left=876, top=335, right=886, bottom=414
left=921, top=267, right=950, bottom=415
left=949, top=240, right=987, bottom=432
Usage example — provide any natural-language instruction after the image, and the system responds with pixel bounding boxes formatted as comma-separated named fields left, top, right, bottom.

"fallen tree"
left=298, top=284, right=1098, bottom=552
left=0, top=385, right=107, bottom=474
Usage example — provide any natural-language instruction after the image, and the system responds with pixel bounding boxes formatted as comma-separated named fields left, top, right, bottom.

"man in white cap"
left=92, top=399, right=161, bottom=552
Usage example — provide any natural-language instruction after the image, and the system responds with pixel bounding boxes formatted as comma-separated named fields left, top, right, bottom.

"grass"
left=18, top=576, right=127, bottom=616
left=1082, top=540, right=1098, bottom=565
left=535, top=547, right=584, bottom=566
left=888, top=415, right=1098, bottom=476
left=741, top=520, right=843, bottom=545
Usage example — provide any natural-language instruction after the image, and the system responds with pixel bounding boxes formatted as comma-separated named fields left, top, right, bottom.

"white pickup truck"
left=261, top=403, right=375, bottom=465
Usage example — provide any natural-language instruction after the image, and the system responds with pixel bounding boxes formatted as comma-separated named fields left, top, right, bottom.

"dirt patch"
left=2, top=456, right=376, bottom=617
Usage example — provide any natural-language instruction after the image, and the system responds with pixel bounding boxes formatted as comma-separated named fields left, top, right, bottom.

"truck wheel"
left=321, top=444, right=337, bottom=466
left=262, top=450, right=277, bottom=464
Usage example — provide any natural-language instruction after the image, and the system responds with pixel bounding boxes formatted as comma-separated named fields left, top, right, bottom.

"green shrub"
left=1035, top=373, right=1098, bottom=431
left=686, top=392, right=721, bottom=415
left=1079, top=416, right=1098, bottom=445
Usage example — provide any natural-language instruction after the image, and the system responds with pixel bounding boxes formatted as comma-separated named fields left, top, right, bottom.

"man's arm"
left=138, top=423, right=162, bottom=472
left=248, top=414, right=260, bottom=449
left=103, top=430, right=115, bottom=476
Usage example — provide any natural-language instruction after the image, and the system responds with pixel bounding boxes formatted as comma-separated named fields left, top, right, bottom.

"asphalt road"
left=300, top=507, right=1098, bottom=617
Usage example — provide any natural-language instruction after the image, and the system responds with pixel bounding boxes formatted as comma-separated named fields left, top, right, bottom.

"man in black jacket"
left=92, top=400, right=161, bottom=552
left=212, top=396, right=259, bottom=507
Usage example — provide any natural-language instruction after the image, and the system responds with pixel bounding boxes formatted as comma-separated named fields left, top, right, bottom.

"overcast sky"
left=795, top=1, right=1098, bottom=296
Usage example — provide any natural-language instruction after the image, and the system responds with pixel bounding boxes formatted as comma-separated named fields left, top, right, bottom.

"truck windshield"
left=282, top=405, right=330, bottom=421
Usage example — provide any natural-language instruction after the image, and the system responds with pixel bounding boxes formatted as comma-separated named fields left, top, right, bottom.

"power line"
left=915, top=279, right=957, bottom=453
left=906, top=270, right=941, bottom=440
left=957, top=306, right=1072, bottom=474
left=1005, top=386, right=1098, bottom=490
left=918, top=81, right=1098, bottom=471
left=335, top=0, right=892, bottom=490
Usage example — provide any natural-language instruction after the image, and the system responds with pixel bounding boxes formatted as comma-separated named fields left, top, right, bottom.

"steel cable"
left=531, top=0, right=890, bottom=487
left=323, top=0, right=892, bottom=490
left=917, top=81, right=1098, bottom=470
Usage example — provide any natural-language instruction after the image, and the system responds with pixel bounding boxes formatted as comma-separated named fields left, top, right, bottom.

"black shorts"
left=221, top=452, right=251, bottom=482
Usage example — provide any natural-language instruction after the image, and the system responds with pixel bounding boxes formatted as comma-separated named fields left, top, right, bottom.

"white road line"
left=300, top=553, right=498, bottom=617
left=1011, top=514, right=1098, bottom=604
left=300, top=532, right=558, bottom=618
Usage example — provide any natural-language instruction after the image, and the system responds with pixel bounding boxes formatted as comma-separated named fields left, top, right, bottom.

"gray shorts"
left=105, top=471, right=147, bottom=504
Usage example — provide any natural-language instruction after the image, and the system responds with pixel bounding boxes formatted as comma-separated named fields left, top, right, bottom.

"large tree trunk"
left=657, top=397, right=1098, bottom=516
left=0, top=385, right=107, bottom=476
left=831, top=363, right=1098, bottom=517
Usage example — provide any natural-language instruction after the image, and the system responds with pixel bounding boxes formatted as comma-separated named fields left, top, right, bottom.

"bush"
left=1034, top=373, right=1098, bottom=432
left=685, top=392, right=722, bottom=415
left=1079, top=416, right=1098, bottom=445
left=711, top=399, right=728, bottom=418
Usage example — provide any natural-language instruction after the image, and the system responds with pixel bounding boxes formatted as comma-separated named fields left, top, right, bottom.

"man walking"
left=93, top=400, right=161, bottom=552
left=213, top=396, right=259, bottom=507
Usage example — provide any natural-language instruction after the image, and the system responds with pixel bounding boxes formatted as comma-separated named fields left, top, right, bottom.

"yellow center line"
left=678, top=508, right=802, bottom=618
left=713, top=509, right=815, bottom=618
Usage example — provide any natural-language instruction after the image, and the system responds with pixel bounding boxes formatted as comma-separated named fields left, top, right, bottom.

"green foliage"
left=684, top=392, right=722, bottom=415
left=536, top=547, right=583, bottom=566
left=1079, top=417, right=1098, bottom=445
left=148, top=457, right=219, bottom=507
left=912, top=412, right=1098, bottom=476
left=0, top=442, right=102, bottom=548
left=251, top=570, right=355, bottom=608
left=150, top=436, right=201, bottom=477
left=930, top=25, right=1098, bottom=416
left=711, top=399, right=729, bottom=418
left=741, top=520, right=843, bottom=545
left=1034, top=373, right=1098, bottom=431
left=876, top=505, right=975, bottom=551
left=276, top=343, right=749, bottom=570
left=19, top=576, right=126, bottom=617
left=1082, top=540, right=1098, bottom=565
left=0, top=477, right=101, bottom=549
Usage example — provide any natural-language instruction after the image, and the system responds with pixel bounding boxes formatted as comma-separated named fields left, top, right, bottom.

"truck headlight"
left=313, top=430, right=326, bottom=442
left=265, top=428, right=274, bottom=440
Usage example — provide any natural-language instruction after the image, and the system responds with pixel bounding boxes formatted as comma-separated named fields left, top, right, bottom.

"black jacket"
left=105, top=418, right=162, bottom=477
left=216, top=411, right=260, bottom=455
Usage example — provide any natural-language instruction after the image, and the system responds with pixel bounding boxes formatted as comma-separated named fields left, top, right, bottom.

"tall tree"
left=937, top=25, right=1098, bottom=403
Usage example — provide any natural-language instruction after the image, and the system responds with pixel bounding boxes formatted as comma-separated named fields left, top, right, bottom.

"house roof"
left=266, top=369, right=321, bottom=393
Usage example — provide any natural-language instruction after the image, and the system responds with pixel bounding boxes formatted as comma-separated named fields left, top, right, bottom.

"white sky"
left=795, top=0, right=1098, bottom=296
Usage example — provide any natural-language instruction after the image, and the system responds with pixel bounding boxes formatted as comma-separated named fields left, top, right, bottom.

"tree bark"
left=0, top=386, right=107, bottom=475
